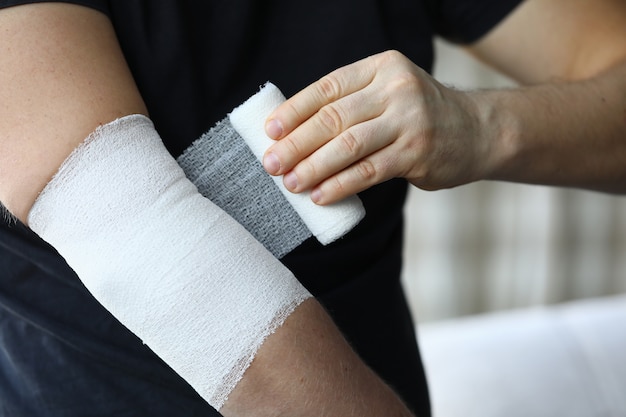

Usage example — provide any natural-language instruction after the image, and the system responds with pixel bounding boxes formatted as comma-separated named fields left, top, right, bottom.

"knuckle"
left=284, top=100, right=306, bottom=123
left=317, top=75, right=343, bottom=101
left=282, top=135, right=304, bottom=159
left=375, top=55, right=424, bottom=97
left=378, top=49, right=405, bottom=65
left=299, top=157, right=319, bottom=180
left=324, top=158, right=380, bottom=199
left=329, top=175, right=348, bottom=195
left=338, top=130, right=362, bottom=155
left=317, top=104, right=345, bottom=134
left=388, top=70, right=421, bottom=95
left=355, top=159, right=378, bottom=182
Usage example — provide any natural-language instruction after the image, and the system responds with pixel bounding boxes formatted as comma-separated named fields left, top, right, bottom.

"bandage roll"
left=28, top=115, right=312, bottom=410
left=229, top=82, right=366, bottom=245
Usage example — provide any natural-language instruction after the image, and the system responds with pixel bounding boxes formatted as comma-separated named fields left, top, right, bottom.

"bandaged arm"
left=0, top=4, right=413, bottom=416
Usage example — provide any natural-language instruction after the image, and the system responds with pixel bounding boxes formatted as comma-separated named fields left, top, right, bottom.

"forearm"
left=223, top=299, right=414, bottom=417
left=477, top=60, right=626, bottom=193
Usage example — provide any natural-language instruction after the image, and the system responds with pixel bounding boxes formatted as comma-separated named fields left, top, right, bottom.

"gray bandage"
left=177, top=119, right=311, bottom=258
left=178, top=83, right=365, bottom=257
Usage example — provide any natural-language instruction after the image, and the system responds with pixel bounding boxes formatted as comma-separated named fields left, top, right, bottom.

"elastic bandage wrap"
left=28, top=115, right=312, bottom=410
left=229, top=83, right=365, bottom=245
left=177, top=82, right=365, bottom=258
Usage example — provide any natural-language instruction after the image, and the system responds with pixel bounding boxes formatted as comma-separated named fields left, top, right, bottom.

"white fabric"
left=419, top=295, right=626, bottom=417
left=28, top=115, right=312, bottom=410
left=229, top=82, right=366, bottom=245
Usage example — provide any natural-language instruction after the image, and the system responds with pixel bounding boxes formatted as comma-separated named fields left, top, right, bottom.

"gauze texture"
left=177, top=118, right=311, bottom=258
left=28, top=115, right=312, bottom=410
left=229, top=82, right=366, bottom=245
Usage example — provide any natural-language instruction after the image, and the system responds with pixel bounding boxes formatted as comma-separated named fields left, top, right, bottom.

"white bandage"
left=229, top=82, right=366, bottom=245
left=28, top=115, right=312, bottom=410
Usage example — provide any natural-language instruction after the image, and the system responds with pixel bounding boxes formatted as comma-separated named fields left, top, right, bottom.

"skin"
left=3, top=1, right=624, bottom=416
left=0, top=3, right=148, bottom=219
left=263, top=0, right=626, bottom=205
left=0, top=4, right=413, bottom=417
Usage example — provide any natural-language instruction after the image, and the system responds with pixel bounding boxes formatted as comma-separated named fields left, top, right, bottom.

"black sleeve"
left=0, top=0, right=109, bottom=15
left=428, top=0, right=525, bottom=44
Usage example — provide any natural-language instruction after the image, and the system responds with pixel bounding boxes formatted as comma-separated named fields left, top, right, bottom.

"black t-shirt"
left=0, top=1, right=523, bottom=416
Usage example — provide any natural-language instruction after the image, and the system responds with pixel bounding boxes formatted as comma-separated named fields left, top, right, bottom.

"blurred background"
left=401, top=38, right=626, bottom=323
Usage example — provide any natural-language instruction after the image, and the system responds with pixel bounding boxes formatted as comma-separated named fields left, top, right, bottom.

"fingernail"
left=263, top=152, right=280, bottom=175
left=284, top=172, right=298, bottom=191
left=311, top=188, right=323, bottom=204
left=265, top=119, right=283, bottom=139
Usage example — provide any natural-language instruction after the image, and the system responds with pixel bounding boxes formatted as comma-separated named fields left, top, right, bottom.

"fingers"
left=263, top=56, right=379, bottom=179
left=310, top=137, right=408, bottom=205
left=265, top=57, right=377, bottom=141
left=262, top=50, right=442, bottom=205
left=264, top=85, right=383, bottom=177
left=311, top=156, right=390, bottom=205
left=283, top=115, right=391, bottom=194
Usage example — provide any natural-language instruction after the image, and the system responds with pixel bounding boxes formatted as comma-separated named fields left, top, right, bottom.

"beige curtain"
left=401, top=40, right=626, bottom=322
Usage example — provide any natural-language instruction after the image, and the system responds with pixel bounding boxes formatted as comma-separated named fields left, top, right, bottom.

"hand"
left=263, top=50, right=495, bottom=205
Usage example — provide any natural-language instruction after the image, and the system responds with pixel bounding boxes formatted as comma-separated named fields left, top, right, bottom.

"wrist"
left=465, top=88, right=522, bottom=184
left=470, top=89, right=532, bottom=181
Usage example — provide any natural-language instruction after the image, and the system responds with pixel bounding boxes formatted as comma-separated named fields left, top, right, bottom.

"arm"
left=0, top=4, right=413, bottom=416
left=262, top=0, right=626, bottom=203
left=466, top=0, right=626, bottom=193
